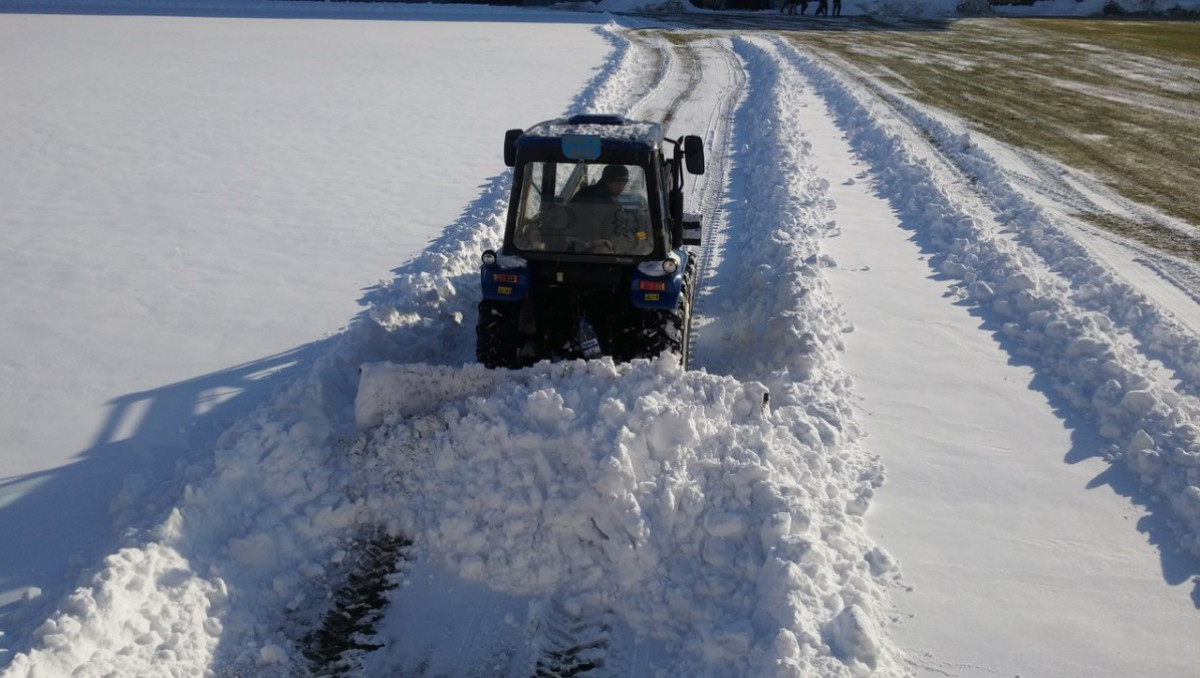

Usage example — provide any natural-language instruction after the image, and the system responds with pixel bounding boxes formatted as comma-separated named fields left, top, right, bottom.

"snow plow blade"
left=356, top=359, right=771, bottom=431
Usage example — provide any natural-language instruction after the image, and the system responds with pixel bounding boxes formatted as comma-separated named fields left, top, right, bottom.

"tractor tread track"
left=301, top=531, right=412, bottom=677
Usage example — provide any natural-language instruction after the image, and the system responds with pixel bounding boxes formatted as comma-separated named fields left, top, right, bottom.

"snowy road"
left=5, top=5, right=1200, bottom=678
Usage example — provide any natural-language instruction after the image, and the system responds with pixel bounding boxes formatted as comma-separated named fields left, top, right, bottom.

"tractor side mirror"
left=504, top=129, right=522, bottom=167
left=683, top=135, right=705, bottom=175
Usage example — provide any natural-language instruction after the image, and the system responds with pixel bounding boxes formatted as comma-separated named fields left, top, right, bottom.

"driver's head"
left=601, top=164, right=629, bottom=195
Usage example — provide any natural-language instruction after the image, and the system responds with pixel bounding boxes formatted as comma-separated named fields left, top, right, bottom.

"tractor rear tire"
left=631, top=255, right=695, bottom=363
left=635, top=302, right=688, bottom=362
left=476, top=299, right=523, bottom=369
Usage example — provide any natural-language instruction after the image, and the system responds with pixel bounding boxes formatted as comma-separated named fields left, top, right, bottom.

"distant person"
left=781, top=0, right=809, bottom=13
left=814, top=0, right=828, bottom=15
left=832, top=0, right=841, bottom=15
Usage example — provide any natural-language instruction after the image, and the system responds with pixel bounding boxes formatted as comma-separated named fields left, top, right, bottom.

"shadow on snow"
left=922, top=241, right=1200, bottom=608
left=0, top=343, right=327, bottom=661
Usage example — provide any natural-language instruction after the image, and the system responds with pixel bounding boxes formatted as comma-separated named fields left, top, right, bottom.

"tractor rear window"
left=512, top=162, right=653, bottom=256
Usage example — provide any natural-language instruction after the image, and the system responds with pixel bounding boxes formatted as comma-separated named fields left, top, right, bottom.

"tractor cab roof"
left=518, top=114, right=664, bottom=157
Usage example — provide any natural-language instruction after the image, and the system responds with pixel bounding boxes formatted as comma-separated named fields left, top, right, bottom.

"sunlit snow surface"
left=354, top=359, right=884, bottom=675
left=5, top=0, right=1200, bottom=677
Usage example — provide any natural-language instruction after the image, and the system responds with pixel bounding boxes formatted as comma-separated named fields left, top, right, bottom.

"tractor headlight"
left=482, top=250, right=497, bottom=265
left=662, top=258, right=678, bottom=274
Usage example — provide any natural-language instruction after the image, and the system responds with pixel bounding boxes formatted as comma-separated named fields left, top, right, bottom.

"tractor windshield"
left=512, top=161, right=653, bottom=256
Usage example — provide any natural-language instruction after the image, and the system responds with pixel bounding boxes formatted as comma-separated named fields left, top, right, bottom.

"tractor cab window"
left=513, top=162, right=653, bottom=256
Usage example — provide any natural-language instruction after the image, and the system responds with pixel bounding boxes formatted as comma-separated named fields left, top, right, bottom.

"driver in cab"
left=573, top=164, right=629, bottom=204
left=569, top=164, right=642, bottom=254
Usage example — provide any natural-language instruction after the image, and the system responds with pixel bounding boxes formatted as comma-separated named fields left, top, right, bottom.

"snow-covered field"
left=3, top=1, right=1200, bottom=676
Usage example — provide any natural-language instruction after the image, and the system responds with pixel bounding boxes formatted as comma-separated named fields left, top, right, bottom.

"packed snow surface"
left=4, top=0, right=1200, bottom=677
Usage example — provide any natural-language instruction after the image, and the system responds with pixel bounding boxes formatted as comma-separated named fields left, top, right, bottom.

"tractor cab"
left=477, top=114, right=706, bottom=368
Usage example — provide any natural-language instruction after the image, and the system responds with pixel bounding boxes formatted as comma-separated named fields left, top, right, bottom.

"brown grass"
left=784, top=18, right=1200, bottom=249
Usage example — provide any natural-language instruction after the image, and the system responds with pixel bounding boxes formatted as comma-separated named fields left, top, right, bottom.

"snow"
left=353, top=358, right=886, bottom=675
left=796, top=48, right=1200, bottom=674
left=3, top=0, right=1200, bottom=677
left=0, top=1, right=614, bottom=669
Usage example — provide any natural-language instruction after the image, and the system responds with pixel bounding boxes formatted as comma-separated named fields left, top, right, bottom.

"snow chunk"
left=822, top=605, right=882, bottom=670
left=864, top=547, right=900, bottom=576
left=704, top=511, right=750, bottom=538
left=1120, top=390, right=1157, bottom=417
left=257, top=643, right=287, bottom=666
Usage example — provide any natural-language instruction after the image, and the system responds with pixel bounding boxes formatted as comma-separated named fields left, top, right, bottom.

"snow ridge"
left=723, top=33, right=901, bottom=672
left=568, top=23, right=657, bottom=117
left=783, top=39, right=1200, bottom=561
left=841, top=64, right=1200, bottom=394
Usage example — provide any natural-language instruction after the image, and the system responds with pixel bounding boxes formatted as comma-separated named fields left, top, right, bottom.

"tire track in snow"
left=673, top=37, right=745, bottom=373
left=529, top=598, right=613, bottom=677
left=997, top=148, right=1200, bottom=309
left=302, top=531, right=411, bottom=677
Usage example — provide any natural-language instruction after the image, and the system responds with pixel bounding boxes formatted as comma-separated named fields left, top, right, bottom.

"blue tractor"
left=477, top=114, right=706, bottom=368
